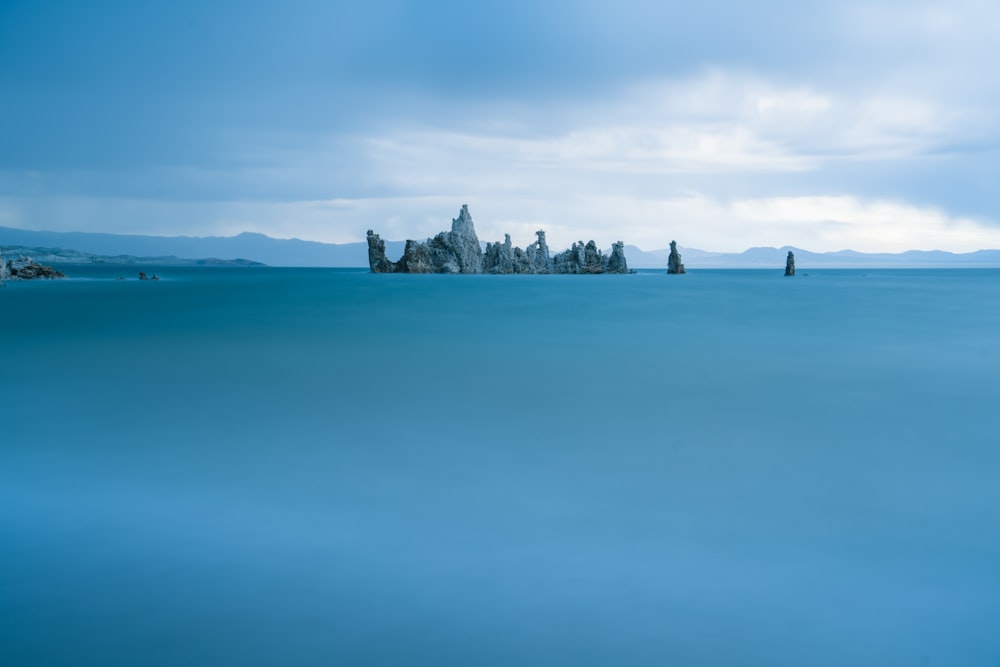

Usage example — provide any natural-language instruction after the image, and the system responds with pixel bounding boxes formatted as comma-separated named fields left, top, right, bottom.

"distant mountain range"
left=0, top=245, right=264, bottom=267
left=3, top=226, right=1000, bottom=269
left=0, top=227, right=384, bottom=268
left=623, top=245, right=1000, bottom=269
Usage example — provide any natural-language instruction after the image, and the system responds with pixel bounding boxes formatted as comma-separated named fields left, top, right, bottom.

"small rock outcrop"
left=526, top=230, right=552, bottom=273
left=3, top=256, right=66, bottom=280
left=483, top=234, right=518, bottom=273
left=138, top=271, right=160, bottom=281
left=368, top=206, right=630, bottom=275
left=553, top=241, right=596, bottom=274
left=784, top=251, right=795, bottom=276
left=366, top=231, right=397, bottom=273
left=606, top=242, right=628, bottom=274
left=666, top=241, right=686, bottom=274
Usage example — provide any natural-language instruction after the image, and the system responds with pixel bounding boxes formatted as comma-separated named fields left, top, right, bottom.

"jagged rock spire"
left=366, top=230, right=397, bottom=273
left=667, top=240, right=686, bottom=274
left=784, top=251, right=795, bottom=276
left=366, top=205, right=629, bottom=274
left=444, top=204, right=483, bottom=273
left=451, top=204, right=477, bottom=237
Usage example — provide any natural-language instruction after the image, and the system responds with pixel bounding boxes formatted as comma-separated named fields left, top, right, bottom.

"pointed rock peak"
left=451, top=204, right=477, bottom=237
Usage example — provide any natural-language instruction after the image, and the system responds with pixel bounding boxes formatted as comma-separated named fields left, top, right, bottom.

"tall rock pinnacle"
left=451, top=204, right=476, bottom=237
left=446, top=204, right=483, bottom=273
left=367, top=205, right=629, bottom=274
left=666, top=240, right=686, bottom=274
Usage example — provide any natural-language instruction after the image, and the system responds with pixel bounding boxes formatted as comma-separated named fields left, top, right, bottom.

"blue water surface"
left=3, top=267, right=1000, bottom=666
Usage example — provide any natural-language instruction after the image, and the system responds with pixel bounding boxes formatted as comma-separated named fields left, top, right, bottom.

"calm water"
left=3, top=267, right=1000, bottom=666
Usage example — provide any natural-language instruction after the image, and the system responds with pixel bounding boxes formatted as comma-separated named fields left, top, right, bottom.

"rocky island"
left=1, top=255, right=66, bottom=281
left=367, top=205, right=629, bottom=274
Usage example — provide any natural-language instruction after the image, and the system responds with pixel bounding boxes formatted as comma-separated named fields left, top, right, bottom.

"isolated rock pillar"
left=784, top=251, right=795, bottom=276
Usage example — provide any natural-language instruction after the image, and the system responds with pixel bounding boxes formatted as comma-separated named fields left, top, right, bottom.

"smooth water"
left=3, top=267, right=999, bottom=666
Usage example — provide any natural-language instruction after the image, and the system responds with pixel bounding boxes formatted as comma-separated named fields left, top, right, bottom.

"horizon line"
left=3, top=224, right=1000, bottom=257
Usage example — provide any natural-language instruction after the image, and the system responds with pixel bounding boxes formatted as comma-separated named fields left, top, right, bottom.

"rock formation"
left=138, top=271, right=160, bottom=281
left=784, top=251, right=795, bottom=276
left=666, top=241, right=686, bottom=274
left=482, top=230, right=561, bottom=274
left=3, top=256, right=66, bottom=280
left=368, top=206, right=630, bottom=275
left=606, top=241, right=628, bottom=274
left=551, top=240, right=628, bottom=274
left=366, top=231, right=397, bottom=273
left=367, top=205, right=484, bottom=274
left=483, top=234, right=519, bottom=273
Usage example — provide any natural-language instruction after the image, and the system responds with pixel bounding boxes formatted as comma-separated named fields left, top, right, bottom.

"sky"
left=1, top=0, right=998, bottom=252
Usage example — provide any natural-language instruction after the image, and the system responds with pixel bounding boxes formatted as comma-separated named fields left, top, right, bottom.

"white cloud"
left=360, top=70, right=977, bottom=194
left=724, top=196, right=996, bottom=252
left=472, top=194, right=1000, bottom=254
left=4, top=70, right=996, bottom=255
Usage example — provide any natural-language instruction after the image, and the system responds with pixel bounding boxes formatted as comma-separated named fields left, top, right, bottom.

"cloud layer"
left=1, top=0, right=997, bottom=252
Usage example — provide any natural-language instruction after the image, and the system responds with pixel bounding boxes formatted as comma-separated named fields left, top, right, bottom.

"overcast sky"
left=1, top=0, right=998, bottom=252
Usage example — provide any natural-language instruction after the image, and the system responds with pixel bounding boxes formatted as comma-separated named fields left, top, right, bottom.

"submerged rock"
left=3, top=256, right=66, bottom=280
left=784, top=251, right=796, bottom=276
left=368, top=206, right=629, bottom=275
left=666, top=241, right=686, bottom=274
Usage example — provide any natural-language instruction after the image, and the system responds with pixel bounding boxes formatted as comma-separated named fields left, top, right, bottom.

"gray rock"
left=784, top=251, right=796, bottom=276
left=525, top=230, right=553, bottom=273
left=367, top=206, right=629, bottom=275
left=399, top=237, right=459, bottom=273
left=484, top=234, right=517, bottom=274
left=366, top=230, right=398, bottom=273
left=369, top=204, right=484, bottom=274
left=606, top=241, right=628, bottom=273
left=666, top=240, right=686, bottom=274
left=553, top=240, right=601, bottom=273
left=4, top=256, right=66, bottom=280
left=446, top=204, right=484, bottom=274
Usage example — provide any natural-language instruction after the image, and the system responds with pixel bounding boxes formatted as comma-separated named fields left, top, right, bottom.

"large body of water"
left=3, top=266, right=999, bottom=665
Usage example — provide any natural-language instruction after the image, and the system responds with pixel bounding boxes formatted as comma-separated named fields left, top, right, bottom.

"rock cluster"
left=367, top=205, right=485, bottom=274
left=666, top=240, right=686, bottom=274
left=551, top=239, right=629, bottom=274
left=2, top=256, right=66, bottom=280
left=784, top=251, right=795, bottom=276
left=138, top=271, right=160, bottom=281
left=367, top=205, right=630, bottom=274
